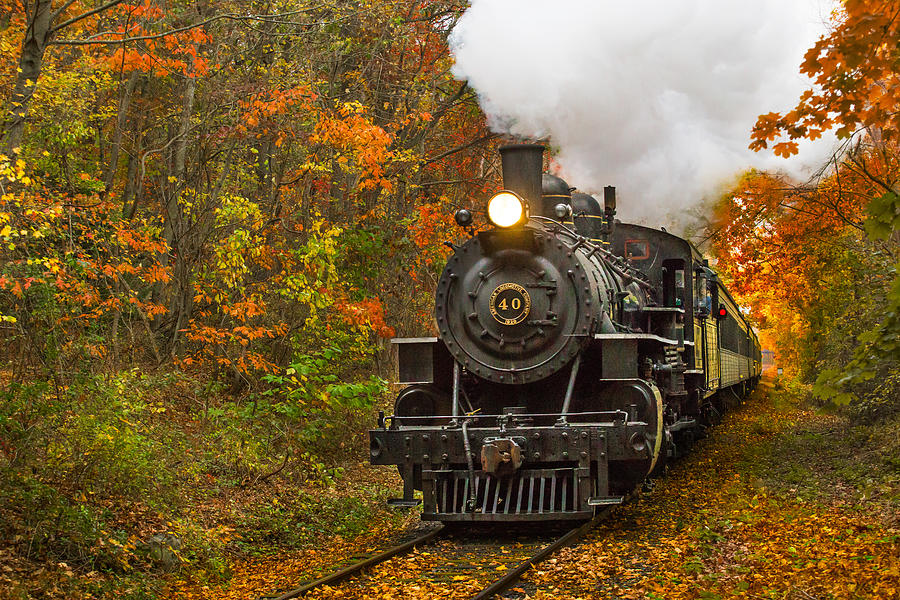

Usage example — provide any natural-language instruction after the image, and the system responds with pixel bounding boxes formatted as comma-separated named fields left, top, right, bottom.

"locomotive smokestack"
left=603, top=186, right=616, bottom=213
left=499, top=144, right=544, bottom=217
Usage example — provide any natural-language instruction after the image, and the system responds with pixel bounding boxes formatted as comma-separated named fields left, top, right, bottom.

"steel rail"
left=471, top=506, right=619, bottom=600
left=263, top=498, right=626, bottom=600
left=264, top=525, right=445, bottom=600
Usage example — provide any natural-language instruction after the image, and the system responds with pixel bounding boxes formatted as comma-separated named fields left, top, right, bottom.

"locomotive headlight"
left=487, top=191, right=526, bottom=228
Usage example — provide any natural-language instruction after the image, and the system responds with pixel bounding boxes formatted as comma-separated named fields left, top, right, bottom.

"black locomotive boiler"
left=369, top=144, right=761, bottom=522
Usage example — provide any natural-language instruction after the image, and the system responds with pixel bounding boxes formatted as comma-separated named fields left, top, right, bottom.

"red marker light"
left=718, top=307, right=727, bottom=317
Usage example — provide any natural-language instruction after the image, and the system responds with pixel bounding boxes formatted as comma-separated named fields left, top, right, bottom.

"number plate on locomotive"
left=489, top=283, right=531, bottom=325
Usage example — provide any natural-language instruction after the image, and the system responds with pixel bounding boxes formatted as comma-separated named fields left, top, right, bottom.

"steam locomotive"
left=369, top=144, right=761, bottom=522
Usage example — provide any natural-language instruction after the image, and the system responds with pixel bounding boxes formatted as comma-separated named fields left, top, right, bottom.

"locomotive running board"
left=587, top=496, right=625, bottom=506
left=387, top=498, right=422, bottom=508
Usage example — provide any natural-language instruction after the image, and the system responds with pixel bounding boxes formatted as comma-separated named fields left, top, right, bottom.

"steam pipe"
left=462, top=420, right=476, bottom=511
left=451, top=361, right=460, bottom=422
left=556, top=353, right=582, bottom=425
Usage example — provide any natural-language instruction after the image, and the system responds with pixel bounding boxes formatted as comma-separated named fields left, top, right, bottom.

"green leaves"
left=261, top=347, right=387, bottom=413
left=865, top=190, right=900, bottom=241
left=812, top=368, right=854, bottom=406
left=813, top=270, right=900, bottom=407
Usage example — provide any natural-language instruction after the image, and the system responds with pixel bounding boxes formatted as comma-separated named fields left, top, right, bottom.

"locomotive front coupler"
left=479, top=435, right=524, bottom=476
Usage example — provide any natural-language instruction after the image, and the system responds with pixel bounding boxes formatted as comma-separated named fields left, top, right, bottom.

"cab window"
left=625, top=240, right=649, bottom=260
left=694, top=268, right=711, bottom=316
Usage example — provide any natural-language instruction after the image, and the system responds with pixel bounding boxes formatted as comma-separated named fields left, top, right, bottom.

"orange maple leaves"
left=0, top=189, right=171, bottom=322
left=96, top=0, right=213, bottom=78
left=709, top=134, right=892, bottom=373
left=523, top=391, right=900, bottom=600
left=311, top=103, right=397, bottom=192
left=335, top=297, right=395, bottom=339
left=237, top=87, right=317, bottom=139
left=751, top=0, right=900, bottom=153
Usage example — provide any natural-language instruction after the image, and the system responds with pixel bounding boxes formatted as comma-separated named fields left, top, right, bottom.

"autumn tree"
left=0, top=0, right=503, bottom=410
left=0, top=0, right=512, bottom=588
left=739, top=0, right=900, bottom=405
left=710, top=141, right=896, bottom=385
left=1, top=0, right=505, bottom=521
left=2, top=0, right=130, bottom=152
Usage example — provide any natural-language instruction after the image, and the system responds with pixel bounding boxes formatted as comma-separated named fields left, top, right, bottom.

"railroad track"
left=261, top=509, right=617, bottom=600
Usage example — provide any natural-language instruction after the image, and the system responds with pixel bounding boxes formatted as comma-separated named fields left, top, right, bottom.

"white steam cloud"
left=450, top=0, right=838, bottom=227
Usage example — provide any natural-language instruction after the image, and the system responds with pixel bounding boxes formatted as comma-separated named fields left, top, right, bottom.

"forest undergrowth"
left=0, top=368, right=412, bottom=600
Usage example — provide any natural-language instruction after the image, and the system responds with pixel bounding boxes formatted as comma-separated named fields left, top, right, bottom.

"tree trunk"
left=121, top=152, right=140, bottom=218
left=3, top=0, right=53, bottom=154
left=164, top=70, right=196, bottom=355
left=104, top=71, right=140, bottom=197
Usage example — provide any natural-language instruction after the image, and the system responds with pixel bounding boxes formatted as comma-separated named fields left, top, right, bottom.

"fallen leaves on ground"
left=524, top=385, right=899, bottom=599
left=166, top=463, right=421, bottom=600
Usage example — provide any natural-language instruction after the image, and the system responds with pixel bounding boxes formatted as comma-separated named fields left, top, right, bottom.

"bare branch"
left=49, top=0, right=80, bottom=22
left=50, top=8, right=354, bottom=45
left=50, top=0, right=125, bottom=34
left=418, top=178, right=483, bottom=187
left=422, top=133, right=497, bottom=166
left=52, top=13, right=227, bottom=44
left=846, top=148, right=896, bottom=195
